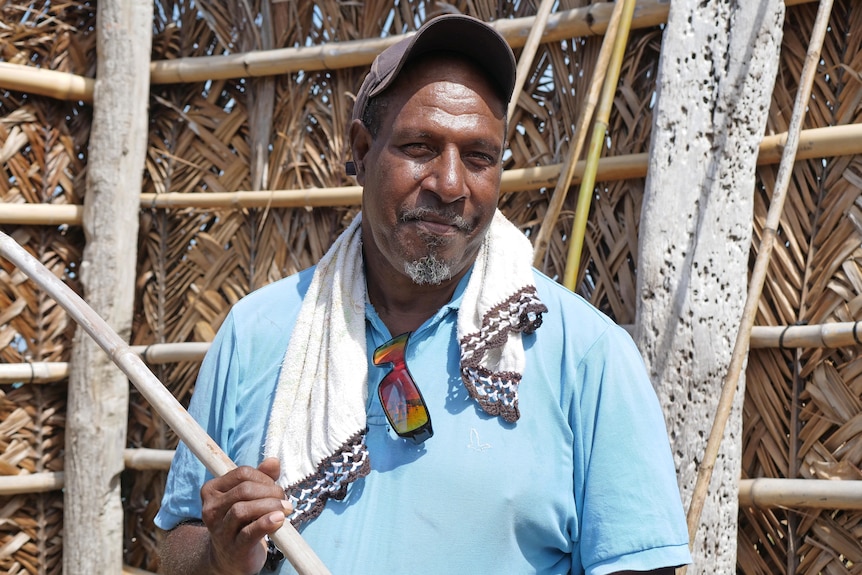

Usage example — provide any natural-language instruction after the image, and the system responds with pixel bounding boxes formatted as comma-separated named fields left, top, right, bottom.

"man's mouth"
left=401, top=207, right=472, bottom=234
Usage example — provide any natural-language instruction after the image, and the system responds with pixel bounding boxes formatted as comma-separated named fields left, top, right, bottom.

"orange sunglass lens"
left=378, top=370, right=430, bottom=435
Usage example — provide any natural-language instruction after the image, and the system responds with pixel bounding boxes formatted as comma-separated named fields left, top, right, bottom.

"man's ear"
left=348, top=119, right=372, bottom=185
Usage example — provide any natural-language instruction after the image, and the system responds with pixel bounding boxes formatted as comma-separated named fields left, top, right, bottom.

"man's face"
left=353, top=55, right=506, bottom=286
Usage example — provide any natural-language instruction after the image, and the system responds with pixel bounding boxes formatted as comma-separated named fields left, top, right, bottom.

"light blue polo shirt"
left=155, top=266, right=691, bottom=574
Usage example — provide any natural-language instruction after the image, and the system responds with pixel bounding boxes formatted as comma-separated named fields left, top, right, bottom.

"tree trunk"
left=64, top=0, right=152, bottom=572
left=634, top=2, right=784, bottom=572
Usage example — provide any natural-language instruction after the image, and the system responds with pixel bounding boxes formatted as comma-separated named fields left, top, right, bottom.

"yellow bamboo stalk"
left=507, top=0, right=556, bottom=123
left=562, top=0, right=637, bottom=291
left=532, top=0, right=628, bottom=267
left=685, top=0, right=834, bottom=546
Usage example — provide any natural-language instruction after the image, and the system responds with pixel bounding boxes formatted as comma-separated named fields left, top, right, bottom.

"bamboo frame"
left=5, top=470, right=859, bottom=513
left=8, top=124, right=862, bottom=226
left=738, top=478, right=862, bottom=511
left=684, top=0, right=834, bottom=548
left=6, top=121, right=860, bottom=227
left=0, top=450, right=173, bottom=497
left=0, top=230, right=331, bottom=575
left=7, top=321, right=862, bottom=385
left=0, top=61, right=94, bottom=102
left=531, top=0, right=627, bottom=267
left=0, top=472, right=64, bottom=495
left=0, top=0, right=817, bottom=103
left=122, top=447, right=175, bottom=470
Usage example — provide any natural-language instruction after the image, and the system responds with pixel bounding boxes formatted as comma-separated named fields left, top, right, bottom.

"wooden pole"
left=685, top=0, right=834, bottom=546
left=0, top=231, right=330, bottom=575
left=63, top=1, right=152, bottom=572
left=562, top=0, right=637, bottom=291
left=532, top=0, right=627, bottom=267
left=506, top=0, right=556, bottom=123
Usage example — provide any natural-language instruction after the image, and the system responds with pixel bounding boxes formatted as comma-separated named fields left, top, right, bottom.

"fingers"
left=199, top=463, right=291, bottom=574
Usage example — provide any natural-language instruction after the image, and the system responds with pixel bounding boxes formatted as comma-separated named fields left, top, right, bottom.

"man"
left=156, top=14, right=692, bottom=575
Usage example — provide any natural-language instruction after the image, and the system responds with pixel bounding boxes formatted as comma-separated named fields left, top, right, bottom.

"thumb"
left=258, top=456, right=281, bottom=481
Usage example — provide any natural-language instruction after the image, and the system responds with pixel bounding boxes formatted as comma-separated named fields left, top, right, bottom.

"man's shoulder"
left=530, top=269, right=615, bottom=327
left=529, top=268, right=635, bottom=350
left=226, top=266, right=317, bottom=333
left=233, top=266, right=316, bottom=312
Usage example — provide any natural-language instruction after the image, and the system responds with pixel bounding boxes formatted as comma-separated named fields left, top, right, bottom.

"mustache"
left=400, top=207, right=473, bottom=232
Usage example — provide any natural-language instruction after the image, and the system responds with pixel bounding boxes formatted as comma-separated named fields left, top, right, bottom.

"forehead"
left=384, top=52, right=507, bottom=120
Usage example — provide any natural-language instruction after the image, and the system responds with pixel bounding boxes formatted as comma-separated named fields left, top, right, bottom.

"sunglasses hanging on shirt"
left=373, top=332, right=434, bottom=444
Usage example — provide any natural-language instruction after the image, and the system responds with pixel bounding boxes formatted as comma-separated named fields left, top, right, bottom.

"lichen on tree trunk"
left=635, top=1, right=784, bottom=572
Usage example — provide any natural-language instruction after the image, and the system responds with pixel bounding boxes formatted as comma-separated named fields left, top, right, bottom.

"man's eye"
left=403, top=143, right=432, bottom=155
left=466, top=152, right=496, bottom=167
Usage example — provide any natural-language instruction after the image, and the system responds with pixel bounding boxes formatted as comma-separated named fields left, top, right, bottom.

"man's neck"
left=366, top=267, right=467, bottom=335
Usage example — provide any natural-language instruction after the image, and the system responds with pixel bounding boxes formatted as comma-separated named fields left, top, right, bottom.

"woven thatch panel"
left=739, top=2, right=862, bottom=573
left=0, top=1, right=93, bottom=573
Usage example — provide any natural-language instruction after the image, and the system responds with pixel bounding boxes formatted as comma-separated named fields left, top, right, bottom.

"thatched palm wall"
left=0, top=1, right=860, bottom=573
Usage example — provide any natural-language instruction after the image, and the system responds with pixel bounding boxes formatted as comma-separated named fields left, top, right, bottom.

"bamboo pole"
left=0, top=361, right=69, bottom=383
left=531, top=0, right=627, bottom=267
left=738, top=478, right=862, bottom=511
left=685, top=0, right=834, bottom=546
left=123, top=447, right=175, bottom=470
left=0, top=203, right=84, bottom=225
left=507, top=0, right=556, bottom=123
left=5, top=471, right=861, bottom=513
left=150, top=2, right=671, bottom=85
left=17, top=318, right=862, bottom=378
left=4, top=121, right=862, bottom=227
left=7, top=320, right=862, bottom=384
left=748, top=321, right=862, bottom=349
left=4, top=120, right=862, bottom=228
left=133, top=341, right=209, bottom=363
left=0, top=231, right=330, bottom=575
left=0, top=472, right=64, bottom=495
left=0, top=0, right=819, bottom=101
left=0, top=62, right=94, bottom=102
left=561, top=0, right=637, bottom=291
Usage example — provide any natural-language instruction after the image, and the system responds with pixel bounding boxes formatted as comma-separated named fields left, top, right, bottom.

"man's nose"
left=427, top=148, right=467, bottom=203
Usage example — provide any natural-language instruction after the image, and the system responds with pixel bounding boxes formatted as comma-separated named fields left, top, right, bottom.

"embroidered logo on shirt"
left=467, top=428, right=491, bottom=452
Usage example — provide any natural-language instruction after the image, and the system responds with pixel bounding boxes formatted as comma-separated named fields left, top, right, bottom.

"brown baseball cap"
left=346, top=14, right=516, bottom=175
